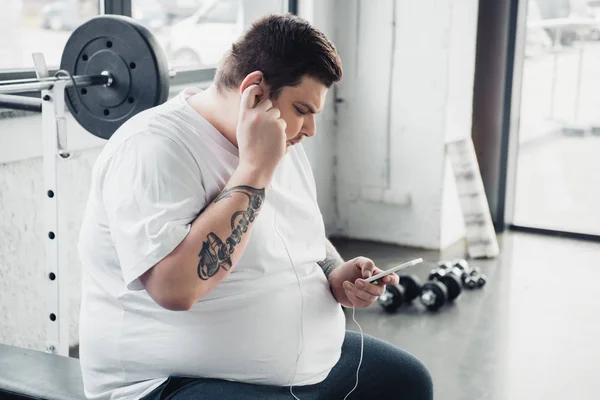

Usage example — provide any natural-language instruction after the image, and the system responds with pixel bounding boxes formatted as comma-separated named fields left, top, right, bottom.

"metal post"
left=0, top=74, right=110, bottom=94
left=104, top=0, right=132, bottom=17
left=42, top=80, right=70, bottom=357
left=0, top=94, right=42, bottom=112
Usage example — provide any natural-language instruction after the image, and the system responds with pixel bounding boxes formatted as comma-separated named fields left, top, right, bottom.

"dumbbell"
left=436, top=259, right=487, bottom=289
left=377, top=275, right=422, bottom=313
left=465, top=266, right=488, bottom=288
left=452, top=259, right=471, bottom=282
left=429, top=261, right=466, bottom=286
left=419, top=272, right=462, bottom=311
left=448, top=260, right=478, bottom=289
left=427, top=267, right=445, bottom=281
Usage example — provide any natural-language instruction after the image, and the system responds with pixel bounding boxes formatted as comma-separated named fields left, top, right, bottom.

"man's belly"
left=108, top=269, right=346, bottom=386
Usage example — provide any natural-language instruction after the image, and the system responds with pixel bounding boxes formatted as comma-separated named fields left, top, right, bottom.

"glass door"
left=511, top=0, right=600, bottom=237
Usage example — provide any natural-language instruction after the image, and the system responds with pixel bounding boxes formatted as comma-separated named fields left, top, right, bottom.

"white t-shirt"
left=77, top=88, right=346, bottom=400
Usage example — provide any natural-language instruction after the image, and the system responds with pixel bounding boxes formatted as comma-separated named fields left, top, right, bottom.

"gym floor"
left=332, top=232, right=600, bottom=400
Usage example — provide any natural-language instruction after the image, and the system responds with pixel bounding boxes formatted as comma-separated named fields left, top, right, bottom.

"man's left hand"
left=328, top=257, right=399, bottom=308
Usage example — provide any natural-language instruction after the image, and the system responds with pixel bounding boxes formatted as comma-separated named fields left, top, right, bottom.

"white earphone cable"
left=273, top=174, right=363, bottom=398
left=289, top=300, right=365, bottom=400
left=343, top=305, right=364, bottom=400
left=288, top=258, right=305, bottom=400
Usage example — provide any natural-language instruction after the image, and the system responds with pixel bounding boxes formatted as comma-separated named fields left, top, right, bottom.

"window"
left=0, top=0, right=99, bottom=70
left=131, top=0, right=288, bottom=69
left=201, top=0, right=240, bottom=24
left=0, top=0, right=292, bottom=74
left=510, top=0, right=600, bottom=236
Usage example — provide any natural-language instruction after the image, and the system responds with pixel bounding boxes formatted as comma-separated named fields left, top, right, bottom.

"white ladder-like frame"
left=36, top=53, right=71, bottom=357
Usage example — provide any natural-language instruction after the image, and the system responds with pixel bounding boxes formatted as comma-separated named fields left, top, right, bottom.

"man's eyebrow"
left=296, top=102, right=318, bottom=114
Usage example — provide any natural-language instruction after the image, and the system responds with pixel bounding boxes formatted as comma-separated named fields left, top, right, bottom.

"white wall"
left=440, top=0, right=480, bottom=248
left=333, top=0, right=478, bottom=249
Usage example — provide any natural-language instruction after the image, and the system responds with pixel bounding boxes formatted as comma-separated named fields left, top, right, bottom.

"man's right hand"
left=236, top=85, right=287, bottom=177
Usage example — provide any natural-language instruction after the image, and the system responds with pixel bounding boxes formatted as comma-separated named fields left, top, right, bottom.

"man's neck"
left=187, top=85, right=239, bottom=148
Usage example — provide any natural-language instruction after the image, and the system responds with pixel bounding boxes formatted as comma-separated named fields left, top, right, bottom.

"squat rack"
left=0, top=54, right=77, bottom=356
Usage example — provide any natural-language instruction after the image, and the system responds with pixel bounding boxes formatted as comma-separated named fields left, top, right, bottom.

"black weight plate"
left=60, top=15, right=169, bottom=139
left=440, top=273, right=462, bottom=301
left=421, top=281, right=447, bottom=311
left=428, top=268, right=444, bottom=281
left=399, top=274, right=421, bottom=302
left=378, top=285, right=405, bottom=313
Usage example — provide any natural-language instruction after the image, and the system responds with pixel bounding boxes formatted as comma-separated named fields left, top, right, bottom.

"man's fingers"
left=366, top=264, right=401, bottom=287
left=256, top=99, right=274, bottom=112
left=344, top=281, right=380, bottom=303
left=356, top=279, right=386, bottom=297
left=278, top=119, right=287, bottom=130
left=266, top=106, right=281, bottom=119
left=384, top=273, right=399, bottom=286
left=355, top=257, right=377, bottom=279
left=241, top=84, right=264, bottom=110
left=354, top=289, right=378, bottom=303
left=345, top=290, right=370, bottom=308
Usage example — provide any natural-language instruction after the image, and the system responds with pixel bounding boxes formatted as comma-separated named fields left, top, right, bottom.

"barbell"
left=0, top=15, right=170, bottom=140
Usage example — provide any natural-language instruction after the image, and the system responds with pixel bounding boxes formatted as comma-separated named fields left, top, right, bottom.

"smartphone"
left=364, top=258, right=424, bottom=284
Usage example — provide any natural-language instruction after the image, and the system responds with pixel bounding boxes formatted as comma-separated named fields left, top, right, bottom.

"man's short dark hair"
left=214, top=13, right=343, bottom=98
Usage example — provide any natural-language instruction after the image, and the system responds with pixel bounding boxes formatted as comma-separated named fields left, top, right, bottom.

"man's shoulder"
left=114, top=96, right=187, bottom=139
left=95, top=94, right=194, bottom=164
left=93, top=126, right=190, bottom=182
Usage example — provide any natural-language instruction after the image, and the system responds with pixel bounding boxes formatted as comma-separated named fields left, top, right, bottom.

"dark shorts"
left=141, top=330, right=433, bottom=400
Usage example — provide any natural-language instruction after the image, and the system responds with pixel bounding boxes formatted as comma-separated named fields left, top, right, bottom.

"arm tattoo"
left=318, top=239, right=345, bottom=278
left=197, top=185, right=265, bottom=280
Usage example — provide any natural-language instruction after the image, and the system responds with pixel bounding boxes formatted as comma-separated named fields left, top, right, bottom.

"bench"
left=0, top=343, right=85, bottom=400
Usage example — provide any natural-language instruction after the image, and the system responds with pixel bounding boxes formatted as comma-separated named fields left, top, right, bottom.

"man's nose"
left=303, top=114, right=316, bottom=137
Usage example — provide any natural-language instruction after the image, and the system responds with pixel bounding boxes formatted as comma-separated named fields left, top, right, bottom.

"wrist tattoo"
left=197, top=185, right=265, bottom=280
left=318, top=239, right=345, bottom=278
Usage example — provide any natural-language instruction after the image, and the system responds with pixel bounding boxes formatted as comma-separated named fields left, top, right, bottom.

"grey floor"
left=332, top=232, right=600, bottom=400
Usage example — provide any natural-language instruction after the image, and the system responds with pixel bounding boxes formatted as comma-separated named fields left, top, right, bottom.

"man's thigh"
left=317, top=331, right=433, bottom=400
left=144, top=330, right=432, bottom=400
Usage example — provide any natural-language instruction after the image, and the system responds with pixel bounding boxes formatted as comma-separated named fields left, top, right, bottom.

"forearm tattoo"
left=197, top=185, right=265, bottom=280
left=318, top=239, right=345, bottom=278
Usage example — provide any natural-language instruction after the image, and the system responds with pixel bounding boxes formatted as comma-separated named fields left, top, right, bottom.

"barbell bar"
left=0, top=94, right=43, bottom=112
left=0, top=73, right=111, bottom=94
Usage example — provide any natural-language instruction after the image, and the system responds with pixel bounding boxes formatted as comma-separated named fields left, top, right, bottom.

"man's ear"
left=239, top=71, right=271, bottom=100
